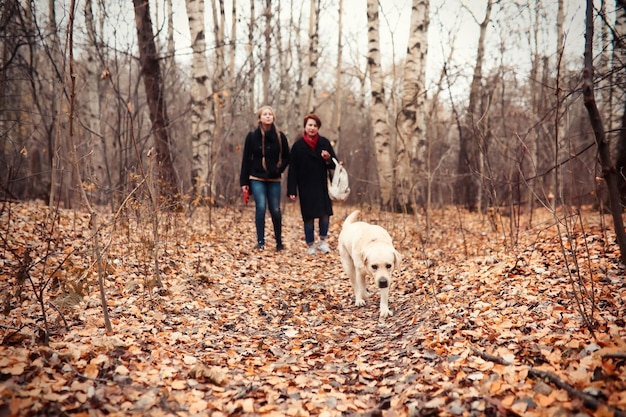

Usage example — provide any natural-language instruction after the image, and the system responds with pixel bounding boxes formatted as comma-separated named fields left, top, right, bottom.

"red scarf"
left=303, top=133, right=318, bottom=150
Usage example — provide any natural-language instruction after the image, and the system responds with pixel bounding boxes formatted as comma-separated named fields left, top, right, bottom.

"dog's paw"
left=379, top=309, right=393, bottom=319
left=355, top=298, right=366, bottom=307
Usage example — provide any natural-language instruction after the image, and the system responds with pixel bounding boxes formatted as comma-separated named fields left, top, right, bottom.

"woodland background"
left=2, top=0, right=626, bottom=213
left=2, top=0, right=626, bottom=416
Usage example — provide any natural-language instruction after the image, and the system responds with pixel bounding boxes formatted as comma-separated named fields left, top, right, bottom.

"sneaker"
left=307, top=245, right=317, bottom=255
left=318, top=240, right=330, bottom=254
left=276, top=242, right=284, bottom=251
left=255, top=243, right=265, bottom=250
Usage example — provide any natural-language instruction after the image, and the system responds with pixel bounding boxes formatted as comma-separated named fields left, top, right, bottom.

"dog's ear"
left=361, top=250, right=369, bottom=267
left=394, top=250, right=402, bottom=269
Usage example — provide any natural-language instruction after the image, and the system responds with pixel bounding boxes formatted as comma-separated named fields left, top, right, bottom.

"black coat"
left=240, top=126, right=290, bottom=186
left=287, top=135, right=338, bottom=221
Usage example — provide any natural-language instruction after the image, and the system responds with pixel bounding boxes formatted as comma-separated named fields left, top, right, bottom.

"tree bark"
left=246, top=0, right=256, bottom=115
left=132, top=0, right=178, bottom=199
left=396, top=0, right=429, bottom=211
left=185, top=0, right=215, bottom=199
left=553, top=0, right=565, bottom=209
left=262, top=0, right=271, bottom=105
left=582, top=0, right=626, bottom=265
left=84, top=0, right=108, bottom=205
left=331, top=0, right=344, bottom=147
left=209, top=0, right=227, bottom=201
left=613, top=2, right=626, bottom=202
left=303, top=0, right=320, bottom=112
left=366, top=0, right=393, bottom=209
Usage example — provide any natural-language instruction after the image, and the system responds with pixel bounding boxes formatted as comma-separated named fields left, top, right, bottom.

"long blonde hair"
left=256, top=105, right=283, bottom=170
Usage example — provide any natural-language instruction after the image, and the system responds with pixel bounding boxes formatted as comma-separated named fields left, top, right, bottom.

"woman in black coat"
left=240, top=106, right=290, bottom=251
left=287, top=113, right=338, bottom=255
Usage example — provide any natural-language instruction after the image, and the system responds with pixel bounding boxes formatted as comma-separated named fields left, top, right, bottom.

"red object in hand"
left=243, top=188, right=249, bottom=204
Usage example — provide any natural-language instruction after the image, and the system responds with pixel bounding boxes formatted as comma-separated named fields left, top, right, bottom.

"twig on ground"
left=471, top=346, right=626, bottom=417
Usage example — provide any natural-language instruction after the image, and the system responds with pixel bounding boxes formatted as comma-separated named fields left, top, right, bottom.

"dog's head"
left=363, top=245, right=402, bottom=289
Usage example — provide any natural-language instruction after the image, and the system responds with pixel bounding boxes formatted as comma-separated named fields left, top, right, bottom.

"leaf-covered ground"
left=1, top=201, right=625, bottom=416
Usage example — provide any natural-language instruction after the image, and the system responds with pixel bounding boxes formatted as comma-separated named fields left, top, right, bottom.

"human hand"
left=289, top=195, right=296, bottom=201
left=321, top=150, right=330, bottom=161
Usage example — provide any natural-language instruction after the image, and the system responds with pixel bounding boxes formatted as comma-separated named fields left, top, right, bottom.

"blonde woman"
left=240, top=106, right=290, bottom=250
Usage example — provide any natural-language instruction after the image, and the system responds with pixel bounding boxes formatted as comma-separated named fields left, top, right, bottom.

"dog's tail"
left=343, top=210, right=360, bottom=226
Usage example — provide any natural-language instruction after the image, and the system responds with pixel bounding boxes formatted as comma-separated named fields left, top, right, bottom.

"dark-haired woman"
left=288, top=113, right=338, bottom=255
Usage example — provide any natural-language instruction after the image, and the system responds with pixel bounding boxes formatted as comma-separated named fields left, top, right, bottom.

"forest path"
left=1, top=202, right=625, bottom=416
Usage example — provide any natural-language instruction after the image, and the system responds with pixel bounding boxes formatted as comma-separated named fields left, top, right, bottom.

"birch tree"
left=47, top=0, right=63, bottom=208
left=331, top=0, right=344, bottom=145
left=366, top=0, right=393, bottom=208
left=209, top=0, right=228, bottom=199
left=303, top=0, right=320, bottom=112
left=275, top=0, right=288, bottom=124
left=526, top=0, right=542, bottom=218
left=246, top=0, right=256, bottom=114
left=84, top=0, right=107, bottom=204
left=553, top=0, right=565, bottom=208
left=613, top=2, right=626, bottom=200
left=396, top=0, right=429, bottom=211
left=185, top=0, right=214, bottom=198
left=228, top=0, right=237, bottom=111
left=262, top=0, right=271, bottom=104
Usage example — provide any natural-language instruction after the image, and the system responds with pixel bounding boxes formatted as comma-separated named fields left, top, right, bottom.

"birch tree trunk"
left=262, top=0, right=271, bottom=104
left=165, top=0, right=178, bottom=76
left=610, top=0, right=626, bottom=137
left=613, top=2, right=626, bottom=201
left=598, top=0, right=611, bottom=126
left=47, top=0, right=63, bottom=208
left=552, top=0, right=565, bottom=209
left=292, top=2, right=305, bottom=121
left=526, top=1, right=539, bottom=219
left=246, top=0, right=256, bottom=114
left=228, top=0, right=237, bottom=110
left=275, top=0, right=296, bottom=134
left=331, top=0, right=343, bottom=146
left=366, top=0, right=393, bottom=208
left=209, top=0, right=227, bottom=200
left=84, top=0, right=107, bottom=205
left=396, top=0, right=429, bottom=211
left=303, top=0, right=320, bottom=112
left=275, top=0, right=285, bottom=116
left=185, top=0, right=215, bottom=199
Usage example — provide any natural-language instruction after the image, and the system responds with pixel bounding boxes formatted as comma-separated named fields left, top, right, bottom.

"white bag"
left=328, top=158, right=350, bottom=202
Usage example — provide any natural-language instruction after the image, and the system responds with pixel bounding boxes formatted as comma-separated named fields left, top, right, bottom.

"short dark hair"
left=303, top=113, right=322, bottom=128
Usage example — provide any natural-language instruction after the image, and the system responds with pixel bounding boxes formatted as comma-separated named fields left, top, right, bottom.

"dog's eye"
left=386, top=264, right=392, bottom=269
left=371, top=265, right=378, bottom=270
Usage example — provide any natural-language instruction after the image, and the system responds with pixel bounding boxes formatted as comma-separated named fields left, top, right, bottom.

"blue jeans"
left=304, top=215, right=329, bottom=245
left=250, top=180, right=282, bottom=245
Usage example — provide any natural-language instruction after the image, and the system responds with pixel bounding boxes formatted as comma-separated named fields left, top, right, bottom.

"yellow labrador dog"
left=338, top=210, right=401, bottom=319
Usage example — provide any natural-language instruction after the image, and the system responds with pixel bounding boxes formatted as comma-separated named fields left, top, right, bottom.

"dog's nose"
left=378, top=278, right=388, bottom=288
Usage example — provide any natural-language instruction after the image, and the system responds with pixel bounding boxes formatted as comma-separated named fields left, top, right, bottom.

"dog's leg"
left=354, top=270, right=369, bottom=306
left=340, top=253, right=361, bottom=306
left=379, top=287, right=392, bottom=318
